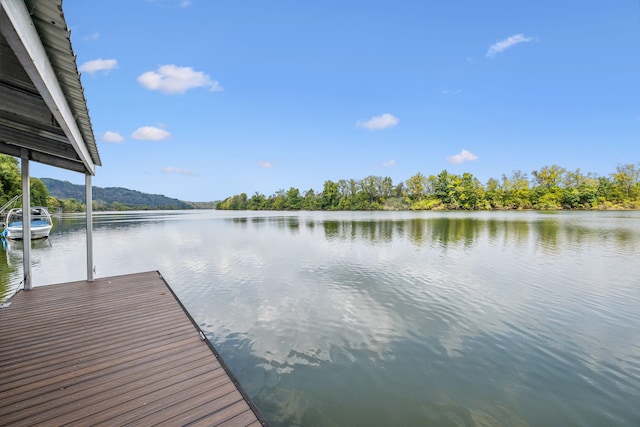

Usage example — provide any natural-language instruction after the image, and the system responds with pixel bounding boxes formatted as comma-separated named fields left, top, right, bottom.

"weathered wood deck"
left=0, top=271, right=266, bottom=426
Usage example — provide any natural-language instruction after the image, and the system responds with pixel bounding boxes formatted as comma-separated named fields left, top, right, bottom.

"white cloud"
left=486, top=34, right=534, bottom=58
left=79, top=58, right=117, bottom=74
left=162, top=167, right=197, bottom=176
left=102, top=131, right=124, bottom=143
left=356, top=113, right=399, bottom=131
left=132, top=126, right=171, bottom=141
left=257, top=161, right=273, bottom=169
left=82, top=32, right=100, bottom=42
left=138, top=65, right=223, bottom=94
left=382, top=159, right=397, bottom=167
left=447, top=149, right=478, bottom=164
left=146, top=0, right=191, bottom=7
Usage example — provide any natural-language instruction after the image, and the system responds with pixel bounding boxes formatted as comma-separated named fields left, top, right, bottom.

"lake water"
left=1, top=210, right=639, bottom=426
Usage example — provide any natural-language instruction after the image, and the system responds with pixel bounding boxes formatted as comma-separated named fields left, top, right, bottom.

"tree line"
left=0, top=155, right=85, bottom=212
left=218, top=163, right=640, bottom=211
left=40, top=178, right=194, bottom=211
left=0, top=155, right=189, bottom=212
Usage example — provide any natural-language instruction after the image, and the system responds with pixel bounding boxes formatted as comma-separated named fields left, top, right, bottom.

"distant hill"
left=41, top=178, right=196, bottom=210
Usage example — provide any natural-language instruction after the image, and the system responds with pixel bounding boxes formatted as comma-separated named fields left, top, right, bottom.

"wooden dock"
left=0, top=271, right=266, bottom=426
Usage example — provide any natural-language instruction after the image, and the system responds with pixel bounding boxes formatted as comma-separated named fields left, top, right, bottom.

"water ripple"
left=2, top=210, right=640, bottom=425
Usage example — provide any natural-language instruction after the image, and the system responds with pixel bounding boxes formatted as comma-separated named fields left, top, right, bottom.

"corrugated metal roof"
left=0, top=0, right=101, bottom=174
left=28, top=0, right=101, bottom=167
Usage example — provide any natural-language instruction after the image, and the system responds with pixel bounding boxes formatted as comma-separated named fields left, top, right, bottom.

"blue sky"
left=32, top=0, right=640, bottom=202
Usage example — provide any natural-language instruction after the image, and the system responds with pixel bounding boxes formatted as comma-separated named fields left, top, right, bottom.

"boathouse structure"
left=0, top=1, right=265, bottom=424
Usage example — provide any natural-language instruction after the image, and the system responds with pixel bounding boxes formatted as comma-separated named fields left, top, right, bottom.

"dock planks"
left=0, top=271, right=266, bottom=426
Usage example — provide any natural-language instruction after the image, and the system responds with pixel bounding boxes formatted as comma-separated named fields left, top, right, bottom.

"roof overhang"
left=0, top=0, right=101, bottom=175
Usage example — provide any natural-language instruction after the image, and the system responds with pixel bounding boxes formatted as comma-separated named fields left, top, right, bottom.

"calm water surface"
left=2, top=210, right=639, bottom=426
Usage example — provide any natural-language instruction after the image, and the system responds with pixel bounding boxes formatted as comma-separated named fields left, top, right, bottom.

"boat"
left=2, top=207, right=53, bottom=240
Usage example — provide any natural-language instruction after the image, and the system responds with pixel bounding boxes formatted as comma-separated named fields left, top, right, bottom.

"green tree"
left=453, top=172, right=485, bottom=210
left=501, top=170, right=531, bottom=209
left=611, top=163, right=640, bottom=202
left=336, top=179, right=354, bottom=210
left=0, top=154, right=21, bottom=204
left=433, top=170, right=456, bottom=207
left=63, top=198, right=85, bottom=212
left=593, top=177, right=615, bottom=206
left=270, top=189, right=287, bottom=210
left=485, top=178, right=503, bottom=209
left=321, top=180, right=340, bottom=210
left=30, top=178, right=50, bottom=206
left=531, top=165, right=565, bottom=209
left=532, top=164, right=566, bottom=190
left=360, top=176, right=381, bottom=207
left=302, top=189, right=320, bottom=210
left=563, top=168, right=586, bottom=188
left=247, top=192, right=267, bottom=210
left=406, top=173, right=427, bottom=201
left=561, top=169, right=599, bottom=208
left=286, top=187, right=302, bottom=210
left=378, top=177, right=394, bottom=200
left=219, top=193, right=248, bottom=210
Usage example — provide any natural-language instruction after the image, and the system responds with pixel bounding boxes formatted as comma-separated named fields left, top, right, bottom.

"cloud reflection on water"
left=2, top=211, right=639, bottom=425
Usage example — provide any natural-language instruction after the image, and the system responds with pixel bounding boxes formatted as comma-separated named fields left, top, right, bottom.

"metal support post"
left=21, top=151, right=32, bottom=290
left=86, top=174, right=94, bottom=281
